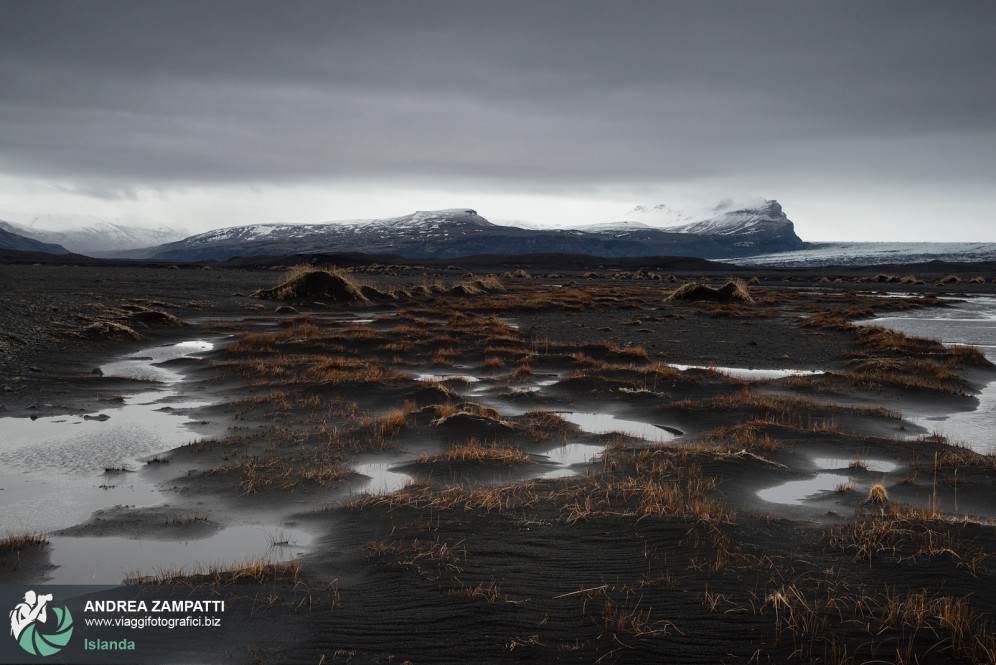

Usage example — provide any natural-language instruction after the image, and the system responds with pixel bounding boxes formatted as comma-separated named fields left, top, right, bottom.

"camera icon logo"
left=9, top=590, right=74, bottom=657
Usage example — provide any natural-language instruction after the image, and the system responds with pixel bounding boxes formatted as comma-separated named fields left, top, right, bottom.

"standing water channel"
left=0, top=338, right=310, bottom=585
left=757, top=294, right=996, bottom=507
left=860, top=295, right=996, bottom=455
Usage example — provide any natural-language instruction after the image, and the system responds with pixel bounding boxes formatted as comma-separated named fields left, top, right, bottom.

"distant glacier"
left=732, top=242, right=996, bottom=267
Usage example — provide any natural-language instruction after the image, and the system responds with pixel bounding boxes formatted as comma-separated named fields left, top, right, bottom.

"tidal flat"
left=2, top=260, right=995, bottom=663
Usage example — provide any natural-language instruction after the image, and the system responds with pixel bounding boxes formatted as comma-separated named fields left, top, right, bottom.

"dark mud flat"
left=0, top=263, right=274, bottom=408
left=2, top=262, right=996, bottom=664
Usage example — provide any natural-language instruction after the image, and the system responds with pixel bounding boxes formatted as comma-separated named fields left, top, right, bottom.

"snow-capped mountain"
left=617, top=199, right=790, bottom=235
left=135, top=209, right=496, bottom=259
left=0, top=215, right=187, bottom=253
left=665, top=200, right=791, bottom=236
left=107, top=204, right=806, bottom=261
left=592, top=199, right=804, bottom=253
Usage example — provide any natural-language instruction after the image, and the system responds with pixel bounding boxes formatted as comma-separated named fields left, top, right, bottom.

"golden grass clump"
left=556, top=452, right=735, bottom=525
left=304, top=357, right=409, bottom=386
left=364, top=408, right=408, bottom=437
left=418, top=439, right=532, bottom=465
left=865, top=483, right=889, bottom=506
left=433, top=401, right=500, bottom=421
left=350, top=482, right=540, bottom=513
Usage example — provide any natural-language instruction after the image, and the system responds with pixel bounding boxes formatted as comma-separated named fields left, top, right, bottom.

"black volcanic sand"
left=2, top=262, right=996, bottom=663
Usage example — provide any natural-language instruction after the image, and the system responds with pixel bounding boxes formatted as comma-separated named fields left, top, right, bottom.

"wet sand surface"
left=1, top=261, right=995, bottom=663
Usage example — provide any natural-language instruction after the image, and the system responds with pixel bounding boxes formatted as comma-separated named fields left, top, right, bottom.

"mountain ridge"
left=104, top=202, right=805, bottom=261
left=0, top=225, right=70, bottom=254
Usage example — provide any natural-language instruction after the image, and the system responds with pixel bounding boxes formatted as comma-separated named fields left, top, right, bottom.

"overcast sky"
left=1, top=1, right=994, bottom=241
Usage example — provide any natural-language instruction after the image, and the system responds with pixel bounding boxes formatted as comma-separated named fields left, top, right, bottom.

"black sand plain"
left=1, top=255, right=995, bottom=664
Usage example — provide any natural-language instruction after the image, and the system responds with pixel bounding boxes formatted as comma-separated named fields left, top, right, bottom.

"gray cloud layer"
left=1, top=1, right=994, bottom=196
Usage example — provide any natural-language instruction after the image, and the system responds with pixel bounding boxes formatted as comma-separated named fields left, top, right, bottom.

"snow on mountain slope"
left=625, top=203, right=701, bottom=227
left=0, top=214, right=188, bottom=252
left=574, top=220, right=656, bottom=234
left=126, top=209, right=495, bottom=259
left=174, top=209, right=487, bottom=247
left=0, top=225, right=70, bottom=254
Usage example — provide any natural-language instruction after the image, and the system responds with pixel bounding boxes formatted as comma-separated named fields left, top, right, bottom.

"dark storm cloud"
left=0, top=0, right=993, bottom=192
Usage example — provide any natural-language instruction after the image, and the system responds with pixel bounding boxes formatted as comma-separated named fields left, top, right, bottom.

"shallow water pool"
left=757, top=473, right=850, bottom=506
left=558, top=412, right=678, bottom=443
left=0, top=341, right=215, bottom=533
left=46, top=524, right=311, bottom=585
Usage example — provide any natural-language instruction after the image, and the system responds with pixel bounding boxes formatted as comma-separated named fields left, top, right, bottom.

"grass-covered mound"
left=78, top=320, right=144, bottom=340
left=666, top=278, right=754, bottom=304
left=252, top=267, right=374, bottom=303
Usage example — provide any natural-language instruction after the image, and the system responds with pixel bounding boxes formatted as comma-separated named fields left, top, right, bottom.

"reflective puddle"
left=416, top=373, right=481, bottom=384
left=813, top=457, right=897, bottom=473
left=757, top=473, right=850, bottom=505
left=100, top=340, right=213, bottom=383
left=353, top=462, right=413, bottom=495
left=0, top=391, right=211, bottom=475
left=0, top=472, right=164, bottom=537
left=544, top=443, right=605, bottom=466
left=539, top=443, right=605, bottom=479
left=46, top=524, right=311, bottom=585
left=558, top=412, right=679, bottom=443
left=669, top=364, right=825, bottom=380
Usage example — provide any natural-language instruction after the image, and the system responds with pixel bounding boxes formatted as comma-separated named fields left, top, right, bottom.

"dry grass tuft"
left=824, top=508, right=990, bottom=575
left=365, top=537, right=465, bottom=564
left=125, top=557, right=302, bottom=587
left=0, top=532, right=49, bottom=557
left=759, top=583, right=996, bottom=663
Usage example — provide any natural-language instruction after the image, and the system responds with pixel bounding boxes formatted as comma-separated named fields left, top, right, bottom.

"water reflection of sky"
left=0, top=340, right=215, bottom=533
